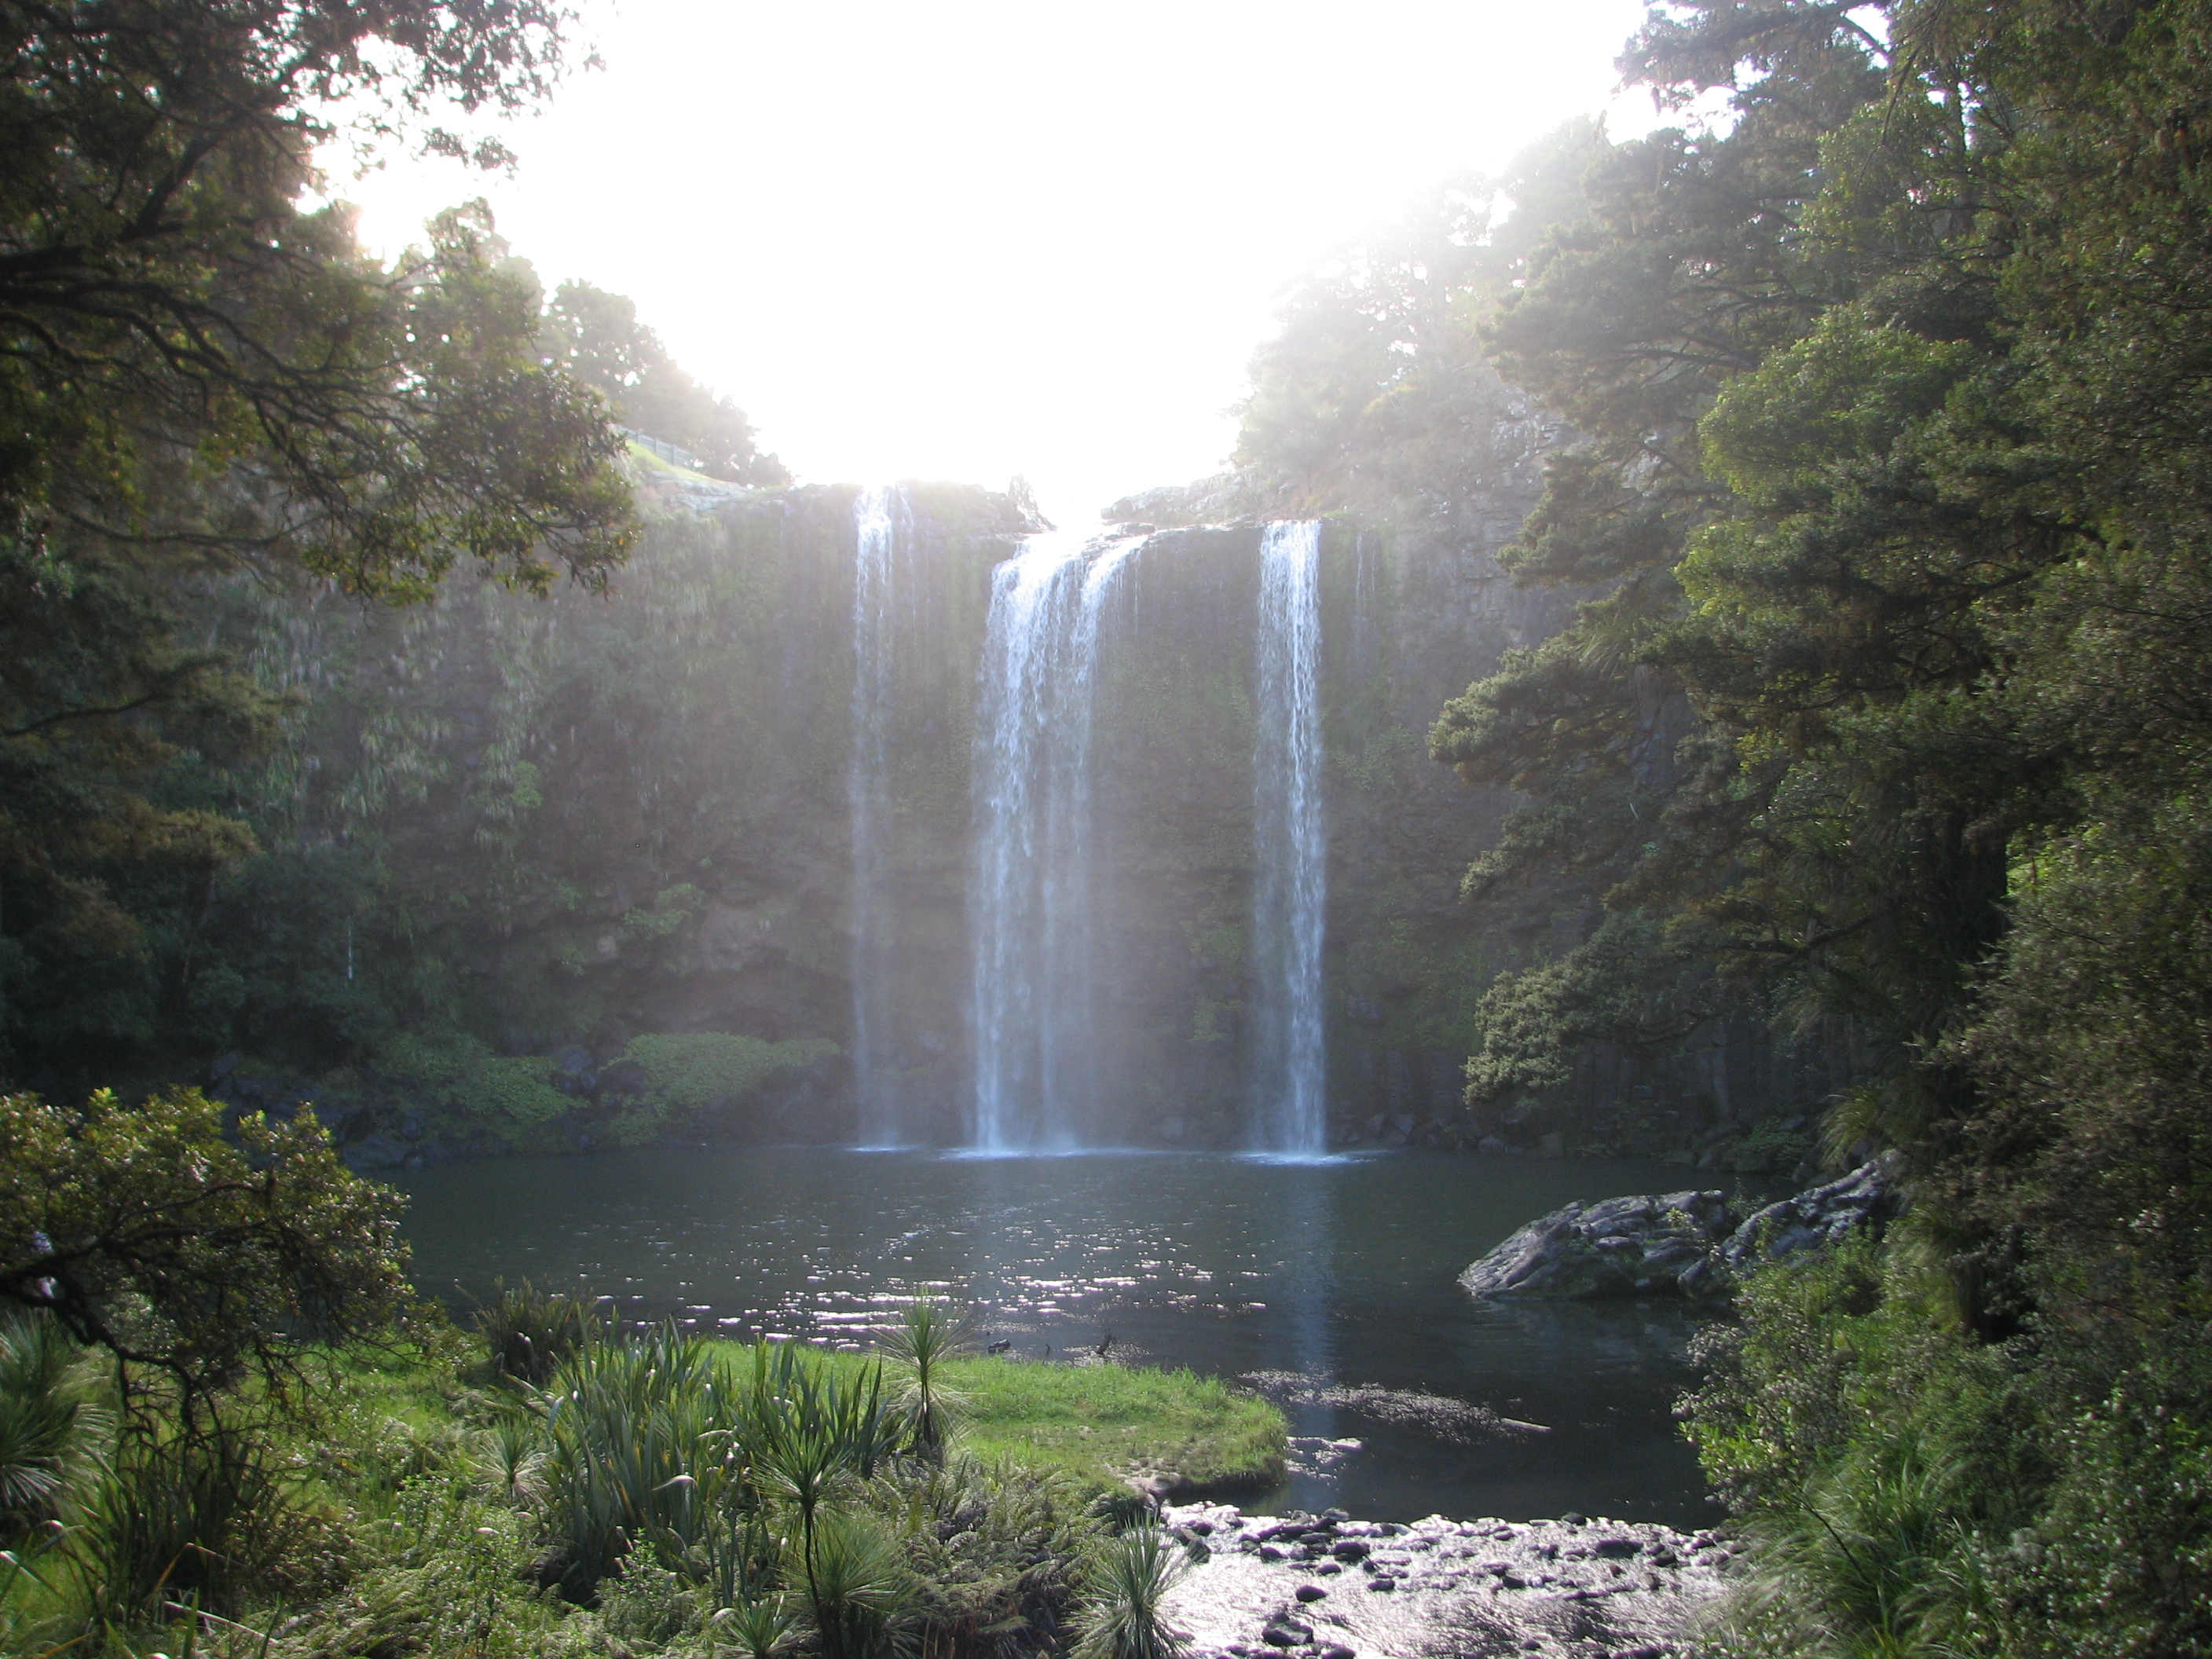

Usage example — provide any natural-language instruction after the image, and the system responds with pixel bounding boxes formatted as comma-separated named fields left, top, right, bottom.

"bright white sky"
left=338, top=0, right=1665, bottom=526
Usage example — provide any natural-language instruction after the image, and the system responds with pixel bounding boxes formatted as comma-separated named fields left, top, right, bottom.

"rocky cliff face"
left=241, top=429, right=1827, bottom=1155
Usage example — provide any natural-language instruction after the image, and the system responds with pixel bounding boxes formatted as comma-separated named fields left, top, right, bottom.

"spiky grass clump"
left=474, top=1279, right=602, bottom=1386
left=798, top=1506, right=917, bottom=1659
left=881, top=1297, right=971, bottom=1463
left=0, top=1309, right=108, bottom=1541
left=1071, top=1527, right=1190, bottom=1659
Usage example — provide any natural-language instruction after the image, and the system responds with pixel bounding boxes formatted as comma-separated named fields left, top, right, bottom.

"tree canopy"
left=1242, top=0, right=2212, bottom=1646
left=545, top=280, right=790, bottom=485
left=0, top=1, right=798, bottom=1060
left=0, top=1086, right=408, bottom=1411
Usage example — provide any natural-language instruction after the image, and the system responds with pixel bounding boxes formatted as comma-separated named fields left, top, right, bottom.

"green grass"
left=318, top=1332, right=1283, bottom=1500
left=764, top=1349, right=1284, bottom=1497
left=953, top=1355, right=1284, bottom=1493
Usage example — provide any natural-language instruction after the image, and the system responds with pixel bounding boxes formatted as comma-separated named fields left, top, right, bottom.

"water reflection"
left=1264, top=1167, right=1341, bottom=1511
left=394, top=1146, right=1723, bottom=1526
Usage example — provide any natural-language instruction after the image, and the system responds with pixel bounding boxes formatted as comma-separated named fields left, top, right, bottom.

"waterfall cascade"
left=848, top=485, right=908, bottom=1146
left=1251, top=519, right=1328, bottom=1155
left=967, top=530, right=1141, bottom=1151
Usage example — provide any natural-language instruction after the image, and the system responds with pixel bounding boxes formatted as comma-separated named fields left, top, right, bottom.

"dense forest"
left=1227, top=0, right=2212, bottom=1650
left=5, top=0, right=2212, bottom=1654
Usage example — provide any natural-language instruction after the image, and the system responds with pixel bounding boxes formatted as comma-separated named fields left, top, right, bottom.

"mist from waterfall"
left=1251, top=519, right=1328, bottom=1155
left=968, top=530, right=1141, bottom=1152
left=849, top=485, right=908, bottom=1147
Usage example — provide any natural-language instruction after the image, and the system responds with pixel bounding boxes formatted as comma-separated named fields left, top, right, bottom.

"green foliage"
left=871, top=1455, right=1093, bottom=1656
left=474, top=1280, right=603, bottom=1387
left=546, top=282, right=791, bottom=485
left=943, top=1357, right=1284, bottom=1496
left=1684, top=1225, right=2212, bottom=1657
left=1070, top=1528, right=1190, bottom=1659
left=623, top=1034, right=843, bottom=1119
left=0, top=1302, right=1273, bottom=1658
left=0, top=1087, right=408, bottom=1413
left=880, top=1298, right=971, bottom=1464
left=369, top=1033, right=578, bottom=1144
left=0, top=1310, right=108, bottom=1542
left=287, top=1478, right=572, bottom=1659
left=1235, top=120, right=1606, bottom=523
left=0, top=0, right=642, bottom=1075
left=72, top=1427, right=323, bottom=1629
left=1461, top=914, right=1716, bottom=1102
left=797, top=1506, right=917, bottom=1659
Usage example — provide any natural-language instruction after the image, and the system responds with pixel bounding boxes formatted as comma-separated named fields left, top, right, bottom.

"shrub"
left=874, top=1455, right=1097, bottom=1659
left=797, top=1506, right=915, bottom=1659
left=620, top=1032, right=840, bottom=1116
left=0, top=1310, right=108, bottom=1542
left=1070, top=1527, right=1190, bottom=1659
left=881, top=1297, right=970, bottom=1463
left=474, top=1280, right=602, bottom=1386
left=372, top=1033, right=573, bottom=1145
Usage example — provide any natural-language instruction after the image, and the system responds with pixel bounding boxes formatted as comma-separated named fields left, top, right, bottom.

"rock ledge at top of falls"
left=1159, top=1500, right=1727, bottom=1659
left=1459, top=1157, right=1902, bottom=1301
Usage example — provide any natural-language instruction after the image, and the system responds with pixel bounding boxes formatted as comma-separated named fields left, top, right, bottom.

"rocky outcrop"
left=1459, top=1190, right=1738, bottom=1300
left=1159, top=1502, right=1728, bottom=1659
left=1459, top=1159, right=1901, bottom=1301
left=1719, top=1157, right=1900, bottom=1273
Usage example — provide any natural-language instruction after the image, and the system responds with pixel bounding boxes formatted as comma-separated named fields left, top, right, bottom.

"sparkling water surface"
left=394, top=1145, right=1723, bottom=1527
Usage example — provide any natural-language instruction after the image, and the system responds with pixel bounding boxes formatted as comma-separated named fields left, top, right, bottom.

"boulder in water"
left=1460, top=1158, right=1902, bottom=1300
left=1459, top=1189, right=1736, bottom=1298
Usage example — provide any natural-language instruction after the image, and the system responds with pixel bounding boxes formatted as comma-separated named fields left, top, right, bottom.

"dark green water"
left=394, top=1147, right=1726, bottom=1527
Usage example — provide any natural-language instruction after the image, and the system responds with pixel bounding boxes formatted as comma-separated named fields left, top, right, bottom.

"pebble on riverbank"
left=1158, top=1501, right=1729, bottom=1659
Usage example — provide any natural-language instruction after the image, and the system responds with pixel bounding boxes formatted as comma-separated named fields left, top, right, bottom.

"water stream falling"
left=1251, top=519, right=1328, bottom=1155
left=968, top=531, right=1142, bottom=1151
left=849, top=485, right=908, bottom=1147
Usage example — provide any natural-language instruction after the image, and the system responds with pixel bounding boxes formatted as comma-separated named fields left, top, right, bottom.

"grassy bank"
left=837, top=1350, right=1284, bottom=1496
left=339, top=1336, right=1286, bottom=1497
left=2, top=1306, right=1285, bottom=1659
left=349, top=1331, right=1287, bottom=1496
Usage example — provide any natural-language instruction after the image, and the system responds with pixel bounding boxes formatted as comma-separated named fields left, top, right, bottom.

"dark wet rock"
left=1459, top=1189, right=1736, bottom=1298
left=1293, top=1584, right=1327, bottom=1602
left=551, top=1045, right=598, bottom=1095
left=313, top=1099, right=372, bottom=1144
left=1462, top=1157, right=1903, bottom=1300
left=1721, top=1156, right=1901, bottom=1272
left=343, top=1133, right=410, bottom=1172
left=1247, top=1372, right=1549, bottom=1444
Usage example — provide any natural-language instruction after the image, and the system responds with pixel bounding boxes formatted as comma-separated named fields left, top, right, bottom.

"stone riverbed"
left=1158, top=1502, right=1734, bottom=1659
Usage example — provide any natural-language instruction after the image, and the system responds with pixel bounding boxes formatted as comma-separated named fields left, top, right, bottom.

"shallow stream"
left=394, top=1147, right=1726, bottom=1527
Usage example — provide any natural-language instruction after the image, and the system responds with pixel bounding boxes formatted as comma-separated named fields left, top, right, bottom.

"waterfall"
left=1251, top=520, right=1328, bottom=1155
left=968, top=531, right=1141, bottom=1151
left=849, top=485, right=907, bottom=1147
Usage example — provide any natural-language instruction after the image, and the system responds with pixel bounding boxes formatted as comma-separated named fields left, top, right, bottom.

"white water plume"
left=968, top=530, right=1142, bottom=1151
left=850, top=484, right=909, bottom=1147
left=1251, top=519, right=1328, bottom=1155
